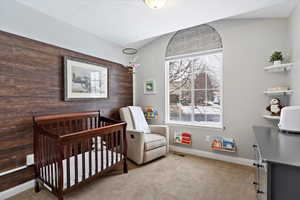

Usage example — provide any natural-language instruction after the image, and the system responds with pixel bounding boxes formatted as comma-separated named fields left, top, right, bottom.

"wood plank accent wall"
left=0, top=31, right=132, bottom=191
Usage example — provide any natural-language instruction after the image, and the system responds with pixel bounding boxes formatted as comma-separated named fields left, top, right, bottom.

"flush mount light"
left=144, top=0, right=167, bottom=9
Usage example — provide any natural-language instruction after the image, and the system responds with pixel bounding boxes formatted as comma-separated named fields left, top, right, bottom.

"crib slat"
left=42, top=135, right=46, bottom=182
left=75, top=120, right=78, bottom=131
left=77, top=119, right=80, bottom=131
left=78, top=119, right=81, bottom=131
left=40, top=134, right=43, bottom=180
left=47, top=138, right=51, bottom=185
left=50, top=139, right=53, bottom=187
left=90, top=117, right=93, bottom=129
left=85, top=118, right=88, bottom=130
left=81, top=141, right=86, bottom=181
left=106, top=135, right=109, bottom=168
left=95, top=136, right=98, bottom=173
left=62, top=121, right=66, bottom=135
left=101, top=135, right=104, bottom=171
left=123, top=126, right=128, bottom=173
left=116, top=131, right=119, bottom=162
left=111, top=132, right=114, bottom=166
left=68, top=120, right=71, bottom=133
left=66, top=144, right=71, bottom=188
left=54, top=157, right=57, bottom=189
left=44, top=135, right=47, bottom=181
left=89, top=139, right=92, bottom=177
left=74, top=143, right=78, bottom=185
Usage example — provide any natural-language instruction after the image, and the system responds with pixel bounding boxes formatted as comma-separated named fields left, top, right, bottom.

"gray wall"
left=288, top=2, right=300, bottom=105
left=0, top=0, right=127, bottom=65
left=135, top=19, right=289, bottom=159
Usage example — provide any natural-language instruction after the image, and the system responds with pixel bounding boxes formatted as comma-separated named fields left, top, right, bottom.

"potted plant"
left=270, top=51, right=283, bottom=65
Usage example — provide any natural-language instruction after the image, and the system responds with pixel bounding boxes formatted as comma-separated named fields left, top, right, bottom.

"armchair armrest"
left=126, top=129, right=145, bottom=165
left=149, top=125, right=169, bottom=152
left=149, top=125, right=169, bottom=137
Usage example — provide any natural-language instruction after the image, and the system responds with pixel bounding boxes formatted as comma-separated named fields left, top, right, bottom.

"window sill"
left=166, top=121, right=223, bottom=130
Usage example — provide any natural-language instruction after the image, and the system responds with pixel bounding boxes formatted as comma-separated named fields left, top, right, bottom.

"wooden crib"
left=33, top=111, right=127, bottom=200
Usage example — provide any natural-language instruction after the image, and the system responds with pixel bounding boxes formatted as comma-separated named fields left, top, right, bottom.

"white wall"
left=288, top=2, right=300, bottom=105
left=135, top=19, right=289, bottom=159
left=0, top=0, right=128, bottom=65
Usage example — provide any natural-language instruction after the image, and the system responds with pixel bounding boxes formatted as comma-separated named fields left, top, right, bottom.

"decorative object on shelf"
left=122, top=48, right=140, bottom=74
left=269, top=51, right=283, bottom=65
left=144, top=106, right=159, bottom=120
left=174, top=132, right=192, bottom=145
left=144, top=79, right=156, bottom=94
left=262, top=115, right=280, bottom=120
left=266, top=98, right=284, bottom=116
left=64, top=56, right=108, bottom=101
left=264, top=86, right=293, bottom=96
left=144, top=0, right=167, bottom=9
left=267, top=86, right=289, bottom=92
left=211, top=137, right=236, bottom=152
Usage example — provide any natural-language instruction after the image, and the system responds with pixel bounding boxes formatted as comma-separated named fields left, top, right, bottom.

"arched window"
left=165, top=24, right=223, bottom=128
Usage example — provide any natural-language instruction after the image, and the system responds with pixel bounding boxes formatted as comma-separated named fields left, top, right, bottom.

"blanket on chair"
left=128, top=106, right=151, bottom=133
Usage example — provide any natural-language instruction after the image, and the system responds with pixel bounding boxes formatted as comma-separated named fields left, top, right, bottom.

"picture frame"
left=144, top=79, right=156, bottom=95
left=64, top=56, right=109, bottom=101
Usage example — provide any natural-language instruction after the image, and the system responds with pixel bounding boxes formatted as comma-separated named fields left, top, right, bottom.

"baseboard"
left=170, top=145, right=254, bottom=167
left=0, top=180, right=34, bottom=200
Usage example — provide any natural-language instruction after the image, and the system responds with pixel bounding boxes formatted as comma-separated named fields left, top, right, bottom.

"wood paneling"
left=0, top=30, right=132, bottom=191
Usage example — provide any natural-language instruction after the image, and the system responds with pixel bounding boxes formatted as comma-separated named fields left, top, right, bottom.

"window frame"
left=165, top=48, right=224, bottom=129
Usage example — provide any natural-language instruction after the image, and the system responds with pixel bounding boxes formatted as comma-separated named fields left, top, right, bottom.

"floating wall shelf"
left=264, top=63, right=293, bottom=72
left=212, top=147, right=236, bottom=153
left=262, top=115, right=280, bottom=120
left=264, top=90, right=293, bottom=96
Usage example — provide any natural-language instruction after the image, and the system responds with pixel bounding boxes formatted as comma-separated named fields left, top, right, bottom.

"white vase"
left=273, top=60, right=282, bottom=66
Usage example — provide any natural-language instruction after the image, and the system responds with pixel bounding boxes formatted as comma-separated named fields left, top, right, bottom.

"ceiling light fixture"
left=144, top=0, right=167, bottom=9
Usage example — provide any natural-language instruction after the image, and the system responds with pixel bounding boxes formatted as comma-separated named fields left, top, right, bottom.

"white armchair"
left=119, top=106, right=169, bottom=165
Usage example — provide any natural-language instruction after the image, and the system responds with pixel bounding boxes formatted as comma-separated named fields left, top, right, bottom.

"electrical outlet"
left=26, top=154, right=34, bottom=165
left=205, top=136, right=210, bottom=142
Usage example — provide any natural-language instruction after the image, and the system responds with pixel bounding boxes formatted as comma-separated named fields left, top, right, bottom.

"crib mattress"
left=41, top=149, right=122, bottom=189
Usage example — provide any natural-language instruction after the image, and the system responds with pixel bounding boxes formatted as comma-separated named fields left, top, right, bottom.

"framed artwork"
left=64, top=56, right=108, bottom=101
left=144, top=79, right=156, bottom=95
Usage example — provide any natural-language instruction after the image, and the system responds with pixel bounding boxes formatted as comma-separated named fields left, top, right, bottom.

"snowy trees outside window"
left=167, top=51, right=223, bottom=127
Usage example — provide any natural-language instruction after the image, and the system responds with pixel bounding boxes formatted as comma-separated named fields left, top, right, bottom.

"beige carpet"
left=8, top=153, right=256, bottom=200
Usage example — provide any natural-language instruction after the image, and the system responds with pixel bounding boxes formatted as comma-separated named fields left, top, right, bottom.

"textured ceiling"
left=16, top=0, right=296, bottom=47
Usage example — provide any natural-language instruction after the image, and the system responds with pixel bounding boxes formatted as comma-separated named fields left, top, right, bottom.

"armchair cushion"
left=144, top=133, right=166, bottom=151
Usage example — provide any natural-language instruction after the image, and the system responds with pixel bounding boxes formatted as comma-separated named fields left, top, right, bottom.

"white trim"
left=165, top=48, right=223, bottom=61
left=170, top=145, right=254, bottom=167
left=166, top=121, right=223, bottom=129
left=0, top=166, right=27, bottom=176
left=0, top=180, right=34, bottom=200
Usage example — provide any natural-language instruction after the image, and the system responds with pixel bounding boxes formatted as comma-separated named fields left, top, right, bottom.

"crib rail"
left=33, top=111, right=127, bottom=200
left=35, top=111, right=102, bottom=136
left=33, top=125, right=60, bottom=194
